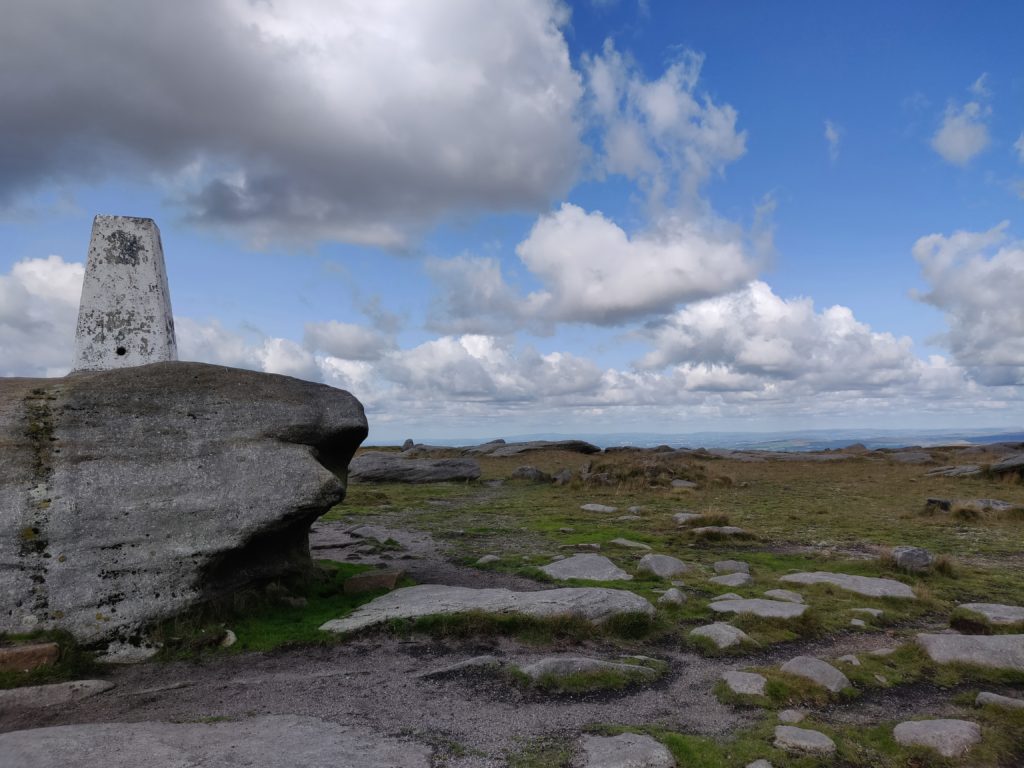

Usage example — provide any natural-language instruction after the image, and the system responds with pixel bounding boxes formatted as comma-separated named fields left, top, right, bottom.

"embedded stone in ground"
left=779, top=656, right=851, bottom=693
left=691, top=622, right=751, bottom=649
left=0, top=680, right=114, bottom=709
left=0, top=715, right=432, bottom=767
left=520, top=656, right=658, bottom=683
left=916, top=633, right=1024, bottom=672
left=607, top=538, right=652, bottom=551
left=773, top=726, right=836, bottom=754
left=837, top=654, right=860, bottom=666
left=976, top=691, right=1024, bottom=709
left=657, top=588, right=686, bottom=606
left=710, top=572, right=753, bottom=588
left=690, top=526, right=748, bottom=537
left=721, top=670, right=767, bottom=696
left=637, top=553, right=690, bottom=579
left=852, top=607, right=883, bottom=618
left=957, top=602, right=1024, bottom=625
left=715, top=592, right=743, bottom=600
left=320, top=584, right=654, bottom=634
left=581, top=503, right=618, bottom=513
left=672, top=512, right=703, bottom=525
left=476, top=555, right=500, bottom=565
left=709, top=598, right=807, bottom=619
left=540, top=554, right=633, bottom=581
left=893, top=719, right=981, bottom=758
left=745, top=761, right=773, bottom=768
left=763, top=589, right=803, bottom=604
left=779, top=571, right=916, bottom=599
left=778, top=709, right=806, bottom=724
left=577, top=733, right=675, bottom=768
left=890, top=546, right=933, bottom=572
left=714, top=560, right=750, bottom=574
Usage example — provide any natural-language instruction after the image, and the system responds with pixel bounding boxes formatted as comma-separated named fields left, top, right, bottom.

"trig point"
left=72, top=215, right=178, bottom=371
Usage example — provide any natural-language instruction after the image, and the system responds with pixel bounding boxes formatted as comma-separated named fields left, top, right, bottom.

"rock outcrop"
left=348, top=452, right=480, bottom=483
left=0, top=362, right=367, bottom=651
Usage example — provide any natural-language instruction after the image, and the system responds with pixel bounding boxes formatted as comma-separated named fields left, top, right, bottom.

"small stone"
left=890, top=546, right=934, bottom=572
left=763, top=589, right=803, bottom=604
left=745, top=761, right=773, bottom=768
left=343, top=569, right=405, bottom=595
left=778, top=709, right=805, bottom=724
left=671, top=479, right=697, bottom=489
left=219, top=630, right=237, bottom=648
left=627, top=506, right=643, bottom=514
left=608, top=538, right=652, bottom=551
left=0, top=642, right=60, bottom=673
left=850, top=618, right=866, bottom=628
left=637, top=554, right=691, bottom=579
left=779, top=656, right=851, bottom=693
left=869, top=646, right=895, bottom=656
left=540, top=554, right=632, bottom=582
left=690, top=623, right=751, bottom=649
left=616, top=515, right=642, bottom=521
left=672, top=512, right=703, bottom=525
left=874, top=674, right=888, bottom=684
left=710, top=599, right=807, bottom=619
left=721, top=670, right=767, bottom=696
left=510, top=466, right=551, bottom=483
left=581, top=503, right=618, bottom=513
left=476, top=554, right=500, bottom=565
left=714, top=560, right=750, bottom=575
left=836, top=654, right=860, bottom=666
left=520, top=656, right=659, bottom=683
left=690, top=526, right=747, bottom=536
left=577, top=733, right=675, bottom=768
left=852, top=607, right=883, bottom=618
left=657, top=588, right=686, bottom=606
left=893, top=719, right=981, bottom=758
left=773, top=726, right=836, bottom=754
left=710, top=572, right=752, bottom=588
left=715, top=592, right=742, bottom=600
left=976, top=691, right=1024, bottom=710
left=416, top=655, right=504, bottom=679
left=576, top=543, right=602, bottom=551
left=559, top=527, right=575, bottom=533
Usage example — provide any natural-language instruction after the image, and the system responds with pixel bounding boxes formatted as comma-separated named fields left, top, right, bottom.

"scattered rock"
left=321, top=584, right=654, bottom=634
left=0, top=715, right=432, bottom=767
left=627, top=506, right=644, bottom=514
left=0, top=679, right=114, bottom=709
left=487, top=439, right=601, bottom=457
left=672, top=512, right=703, bottom=525
left=721, top=670, right=767, bottom=696
left=690, top=623, right=751, bottom=649
left=349, top=452, right=480, bottom=483
left=0, top=363, right=367, bottom=646
left=219, top=629, right=237, bottom=648
left=850, top=618, right=866, bottom=628
left=520, top=656, right=658, bottom=683
left=689, top=526, right=748, bottom=537
left=657, top=588, right=686, bottom=606
left=709, top=599, right=807, bottom=619
left=990, top=452, right=1024, bottom=478
left=559, top=527, right=575, bottom=534
left=957, top=602, right=1024, bottom=625
left=976, top=691, right=1024, bottom=710
left=416, top=655, right=504, bottom=679
left=616, top=515, right=642, bottom=521
left=779, top=572, right=916, bottom=599
left=637, top=554, right=691, bottom=579
left=852, top=608, right=883, bottom=618
left=671, top=479, right=698, bottom=489
left=0, top=642, right=60, bottom=673
left=714, top=560, right=750, bottom=575
left=343, top=569, right=405, bottom=595
left=553, top=469, right=574, bottom=485
left=607, top=538, right=652, bottom=551
left=763, top=589, right=803, bottom=604
left=778, top=709, right=806, bottom=724
left=581, top=503, right=618, bottom=513
left=890, top=546, right=933, bottom=572
left=779, top=656, right=851, bottom=693
left=476, top=555, right=500, bottom=566
left=925, top=465, right=981, bottom=478
left=893, top=719, right=981, bottom=758
left=714, top=592, right=743, bottom=601
left=869, top=647, right=896, bottom=657
left=509, top=466, right=552, bottom=483
left=837, top=654, right=860, bottom=666
left=745, top=761, right=773, bottom=768
left=710, top=572, right=752, bottom=588
left=576, top=733, right=675, bottom=768
left=540, top=554, right=633, bottom=582
left=874, top=673, right=888, bottom=685
left=773, top=726, right=836, bottom=754
left=917, top=633, right=1024, bottom=671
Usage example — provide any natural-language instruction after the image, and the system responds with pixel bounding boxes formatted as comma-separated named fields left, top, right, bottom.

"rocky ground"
left=2, top=442, right=1024, bottom=767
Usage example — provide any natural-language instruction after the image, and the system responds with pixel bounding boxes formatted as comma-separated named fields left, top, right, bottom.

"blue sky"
left=1, top=0, right=1023, bottom=441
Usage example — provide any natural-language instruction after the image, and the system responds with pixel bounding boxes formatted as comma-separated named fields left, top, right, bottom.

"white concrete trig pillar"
left=72, top=215, right=178, bottom=371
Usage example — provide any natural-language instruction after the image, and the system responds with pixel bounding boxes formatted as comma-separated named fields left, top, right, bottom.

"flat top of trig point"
left=94, top=214, right=158, bottom=226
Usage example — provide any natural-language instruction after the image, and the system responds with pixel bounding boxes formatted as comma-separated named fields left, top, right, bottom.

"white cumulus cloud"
left=931, top=77, right=992, bottom=167
left=824, top=120, right=841, bottom=162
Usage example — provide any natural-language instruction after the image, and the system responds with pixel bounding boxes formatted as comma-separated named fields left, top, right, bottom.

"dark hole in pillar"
left=116, top=346, right=127, bottom=356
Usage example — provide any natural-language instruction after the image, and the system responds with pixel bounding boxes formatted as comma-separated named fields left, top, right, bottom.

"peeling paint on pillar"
left=72, top=215, right=178, bottom=371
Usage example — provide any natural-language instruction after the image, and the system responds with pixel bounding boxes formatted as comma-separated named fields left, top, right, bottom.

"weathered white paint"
left=72, top=215, right=177, bottom=371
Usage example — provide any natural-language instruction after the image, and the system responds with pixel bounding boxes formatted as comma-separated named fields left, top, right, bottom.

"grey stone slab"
left=689, top=526, right=747, bottom=536
left=709, top=599, right=807, bottom=619
left=657, top=588, right=685, bottom=606
left=779, top=571, right=916, bottom=599
left=779, top=656, right=851, bottom=693
left=607, top=538, right=652, bottom=551
left=763, top=589, right=803, bottom=604
left=320, top=584, right=653, bottom=634
left=721, top=670, right=766, bottom=696
left=672, top=512, right=702, bottom=525
left=893, top=719, right=981, bottom=758
left=778, top=709, right=805, bottom=724
left=958, top=603, right=1024, bottom=625
left=709, top=572, right=752, bottom=588
left=690, top=622, right=750, bottom=649
left=773, top=726, right=836, bottom=754
left=348, top=452, right=480, bottom=483
left=917, top=633, right=1024, bottom=671
left=0, top=715, right=432, bottom=767
left=577, top=733, right=675, bottom=768
left=0, top=363, right=367, bottom=647
left=637, top=554, right=690, bottom=579
left=0, top=679, right=114, bottom=709
left=540, top=554, right=633, bottom=581
left=520, top=656, right=657, bottom=682
left=72, top=215, right=177, bottom=371
left=976, top=691, right=1024, bottom=710
left=581, top=503, right=618, bottom=513
left=713, top=560, right=749, bottom=574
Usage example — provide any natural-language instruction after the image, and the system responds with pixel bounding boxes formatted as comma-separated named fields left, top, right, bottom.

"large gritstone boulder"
left=0, top=362, right=367, bottom=651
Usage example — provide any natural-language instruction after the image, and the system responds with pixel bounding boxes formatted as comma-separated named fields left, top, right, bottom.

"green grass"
left=0, top=629, right=100, bottom=689
left=506, top=737, right=574, bottom=768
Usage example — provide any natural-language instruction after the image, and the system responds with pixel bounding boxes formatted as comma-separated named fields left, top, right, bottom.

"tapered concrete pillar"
left=72, top=215, right=178, bottom=371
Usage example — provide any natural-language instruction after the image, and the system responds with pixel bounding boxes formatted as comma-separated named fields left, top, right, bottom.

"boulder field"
left=0, top=362, right=367, bottom=653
